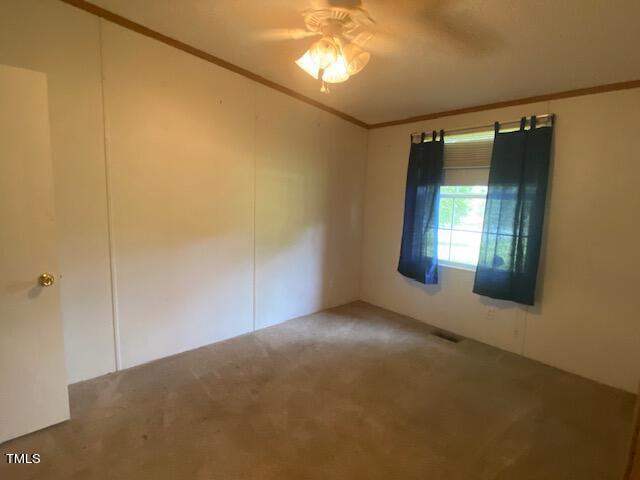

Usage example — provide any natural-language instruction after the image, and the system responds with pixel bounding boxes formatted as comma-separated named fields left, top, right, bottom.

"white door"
left=0, top=65, right=70, bottom=443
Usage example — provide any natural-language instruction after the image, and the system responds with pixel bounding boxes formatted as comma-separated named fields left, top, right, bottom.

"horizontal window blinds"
left=443, top=166, right=489, bottom=186
left=443, top=130, right=493, bottom=186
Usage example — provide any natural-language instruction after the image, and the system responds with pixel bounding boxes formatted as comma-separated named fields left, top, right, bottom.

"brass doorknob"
left=38, top=272, right=55, bottom=287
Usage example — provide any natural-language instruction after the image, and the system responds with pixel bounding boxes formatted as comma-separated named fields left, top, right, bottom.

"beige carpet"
left=0, top=302, right=634, bottom=479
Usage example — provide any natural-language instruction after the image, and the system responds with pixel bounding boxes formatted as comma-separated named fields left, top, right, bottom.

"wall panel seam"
left=98, top=18, right=122, bottom=370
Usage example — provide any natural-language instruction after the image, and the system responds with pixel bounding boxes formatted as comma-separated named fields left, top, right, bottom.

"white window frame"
left=437, top=187, right=487, bottom=272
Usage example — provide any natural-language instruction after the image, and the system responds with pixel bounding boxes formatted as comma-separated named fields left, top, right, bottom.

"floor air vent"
left=432, top=331, right=462, bottom=343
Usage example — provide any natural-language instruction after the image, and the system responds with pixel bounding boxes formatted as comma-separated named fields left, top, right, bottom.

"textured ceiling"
left=91, top=0, right=640, bottom=125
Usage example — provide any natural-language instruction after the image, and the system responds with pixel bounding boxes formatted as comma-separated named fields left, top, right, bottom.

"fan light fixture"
left=292, top=8, right=375, bottom=93
left=296, top=37, right=370, bottom=93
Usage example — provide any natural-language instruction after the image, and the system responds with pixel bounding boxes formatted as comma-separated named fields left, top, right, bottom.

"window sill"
left=439, top=260, right=477, bottom=273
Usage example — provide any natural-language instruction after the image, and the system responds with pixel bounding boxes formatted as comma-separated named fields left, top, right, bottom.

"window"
left=436, top=129, right=493, bottom=270
left=438, top=185, right=488, bottom=269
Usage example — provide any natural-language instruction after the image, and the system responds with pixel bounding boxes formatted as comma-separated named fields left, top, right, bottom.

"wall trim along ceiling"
left=58, top=0, right=369, bottom=129
left=367, top=80, right=640, bottom=129
left=60, top=0, right=640, bottom=131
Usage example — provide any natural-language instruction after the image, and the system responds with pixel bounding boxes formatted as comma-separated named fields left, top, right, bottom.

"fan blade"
left=253, top=28, right=320, bottom=42
left=365, top=34, right=403, bottom=56
left=352, top=31, right=374, bottom=47
left=362, top=0, right=502, bottom=56
left=421, top=12, right=503, bottom=56
left=344, top=28, right=401, bottom=57
left=326, top=0, right=363, bottom=8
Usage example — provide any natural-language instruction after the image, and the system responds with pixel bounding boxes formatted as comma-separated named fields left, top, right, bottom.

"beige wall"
left=3, top=0, right=638, bottom=392
left=0, top=0, right=116, bottom=383
left=101, top=22, right=366, bottom=368
left=255, top=89, right=367, bottom=329
left=1, top=0, right=367, bottom=378
left=361, top=89, right=640, bottom=392
left=100, top=23, right=258, bottom=368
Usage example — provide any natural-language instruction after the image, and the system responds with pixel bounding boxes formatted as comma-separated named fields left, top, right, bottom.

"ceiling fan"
left=256, top=0, right=502, bottom=94
left=258, top=6, right=378, bottom=93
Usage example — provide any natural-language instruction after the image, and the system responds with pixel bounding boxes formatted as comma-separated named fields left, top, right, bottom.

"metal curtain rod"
left=410, top=113, right=555, bottom=138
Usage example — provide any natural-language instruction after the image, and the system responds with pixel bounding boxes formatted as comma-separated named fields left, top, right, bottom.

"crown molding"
left=368, top=80, right=640, bottom=129
left=58, top=1, right=640, bottom=132
left=58, top=0, right=369, bottom=129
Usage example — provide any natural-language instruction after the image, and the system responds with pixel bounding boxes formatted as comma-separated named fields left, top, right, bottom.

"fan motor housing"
left=302, top=8, right=374, bottom=37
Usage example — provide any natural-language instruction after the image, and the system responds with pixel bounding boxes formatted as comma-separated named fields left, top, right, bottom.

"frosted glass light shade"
left=296, top=51, right=350, bottom=84
left=343, top=43, right=370, bottom=75
left=296, top=51, right=320, bottom=79
left=309, top=38, right=338, bottom=69
left=322, top=55, right=350, bottom=83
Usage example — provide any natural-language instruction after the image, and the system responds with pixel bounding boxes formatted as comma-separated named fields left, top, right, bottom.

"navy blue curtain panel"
left=398, top=131, right=444, bottom=284
left=473, top=116, right=554, bottom=305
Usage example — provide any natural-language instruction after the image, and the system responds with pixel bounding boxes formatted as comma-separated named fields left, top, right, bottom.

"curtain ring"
left=439, top=129, right=445, bottom=141
left=531, top=115, right=537, bottom=129
left=520, top=117, right=526, bottom=130
left=420, top=132, right=426, bottom=143
left=494, top=121, right=500, bottom=134
left=431, top=130, right=436, bottom=142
